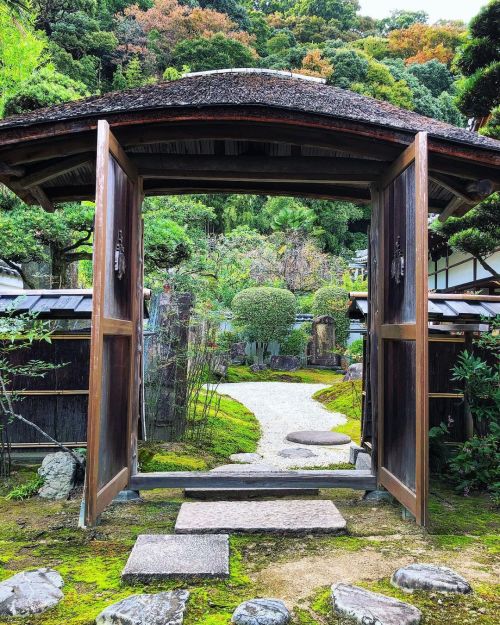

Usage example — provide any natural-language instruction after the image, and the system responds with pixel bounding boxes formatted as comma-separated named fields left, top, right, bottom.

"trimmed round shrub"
left=312, top=285, right=350, bottom=348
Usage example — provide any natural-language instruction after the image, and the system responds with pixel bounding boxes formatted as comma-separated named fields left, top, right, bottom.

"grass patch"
left=225, top=366, right=343, bottom=385
left=313, top=380, right=362, bottom=444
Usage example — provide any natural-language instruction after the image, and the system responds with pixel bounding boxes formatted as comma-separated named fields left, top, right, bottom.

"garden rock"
left=286, top=431, right=351, bottom=445
left=96, top=590, right=189, bottom=625
left=38, top=451, right=84, bottom=500
left=363, top=490, right=394, bottom=503
left=349, top=445, right=364, bottom=464
left=230, top=342, right=247, bottom=364
left=232, top=598, right=290, bottom=625
left=278, top=447, right=316, bottom=458
left=250, top=364, right=268, bottom=373
left=332, top=583, right=422, bottom=625
left=269, top=355, right=300, bottom=372
left=392, top=564, right=472, bottom=594
left=355, top=452, right=372, bottom=471
left=0, top=568, right=64, bottom=616
left=343, top=363, right=363, bottom=381
left=229, top=453, right=263, bottom=464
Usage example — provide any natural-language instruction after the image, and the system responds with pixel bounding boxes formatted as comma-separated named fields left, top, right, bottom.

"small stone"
left=229, top=453, right=263, bottom=464
left=349, top=445, right=364, bottom=464
left=113, top=490, right=142, bottom=503
left=343, top=363, right=363, bottom=381
left=332, top=583, right=421, bottom=625
left=363, top=490, right=394, bottom=504
left=286, top=431, right=351, bottom=446
left=232, top=598, right=290, bottom=625
left=211, top=464, right=278, bottom=472
left=355, top=452, right=372, bottom=470
left=250, top=364, right=268, bottom=373
left=278, top=448, right=316, bottom=458
left=122, top=535, right=229, bottom=581
left=269, top=355, right=300, bottom=371
left=392, top=564, right=472, bottom=594
left=0, top=568, right=64, bottom=616
left=96, top=590, right=189, bottom=625
left=38, top=451, right=84, bottom=500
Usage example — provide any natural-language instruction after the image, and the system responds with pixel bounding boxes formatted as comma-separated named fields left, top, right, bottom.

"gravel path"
left=217, top=382, right=351, bottom=469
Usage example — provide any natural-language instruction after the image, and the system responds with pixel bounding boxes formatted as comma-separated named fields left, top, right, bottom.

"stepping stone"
left=96, top=590, right=189, bottom=625
left=0, top=568, right=64, bottom=616
left=392, top=564, right=472, bottom=594
left=232, top=598, right=290, bottom=625
left=185, top=488, right=320, bottom=500
left=286, top=431, right=351, bottom=445
left=332, top=583, right=422, bottom=625
left=278, top=447, right=316, bottom=458
left=229, top=453, right=263, bottom=463
left=355, top=452, right=372, bottom=470
left=211, top=463, right=278, bottom=472
left=122, top=535, right=229, bottom=581
left=175, top=500, right=346, bottom=535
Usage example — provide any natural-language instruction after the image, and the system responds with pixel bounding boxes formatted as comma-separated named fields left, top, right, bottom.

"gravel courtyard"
left=216, top=382, right=351, bottom=468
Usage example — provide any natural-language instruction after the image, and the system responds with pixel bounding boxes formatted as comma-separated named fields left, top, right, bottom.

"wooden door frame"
left=374, top=132, right=429, bottom=526
left=85, top=120, right=143, bottom=526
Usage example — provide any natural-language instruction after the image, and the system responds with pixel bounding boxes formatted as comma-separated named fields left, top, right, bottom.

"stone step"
left=175, top=499, right=346, bottom=535
left=122, top=534, right=229, bottom=582
left=184, top=488, right=320, bottom=500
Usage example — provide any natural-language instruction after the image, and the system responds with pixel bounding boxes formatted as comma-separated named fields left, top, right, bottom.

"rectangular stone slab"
left=122, top=534, right=229, bottom=581
left=175, top=500, right=346, bottom=535
left=184, top=488, right=320, bottom=500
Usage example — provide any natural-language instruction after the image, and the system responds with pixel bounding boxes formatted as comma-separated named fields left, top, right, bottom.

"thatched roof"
left=0, top=71, right=499, bottom=152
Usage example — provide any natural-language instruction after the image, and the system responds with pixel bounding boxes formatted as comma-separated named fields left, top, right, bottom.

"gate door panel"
left=85, top=120, right=143, bottom=526
left=377, top=132, right=429, bottom=526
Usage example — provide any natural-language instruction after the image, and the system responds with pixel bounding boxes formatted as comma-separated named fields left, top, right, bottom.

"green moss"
left=313, top=380, right=362, bottom=444
left=225, top=366, right=343, bottom=385
left=142, top=453, right=207, bottom=472
left=289, top=462, right=355, bottom=470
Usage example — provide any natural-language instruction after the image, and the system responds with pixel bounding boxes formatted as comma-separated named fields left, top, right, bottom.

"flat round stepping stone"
left=229, top=453, right=263, bottom=464
left=286, top=431, right=351, bottom=445
left=392, top=564, right=472, bottom=594
left=211, top=464, right=278, bottom=472
left=332, top=583, right=422, bottom=625
left=232, top=598, right=290, bottom=625
left=278, top=447, right=316, bottom=458
left=0, top=568, right=64, bottom=616
left=96, top=590, right=189, bottom=625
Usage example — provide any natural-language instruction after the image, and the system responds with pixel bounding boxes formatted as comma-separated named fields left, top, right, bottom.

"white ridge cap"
left=183, top=68, right=326, bottom=84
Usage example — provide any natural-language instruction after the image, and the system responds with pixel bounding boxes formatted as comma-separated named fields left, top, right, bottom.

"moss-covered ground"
left=313, top=380, right=362, bottom=444
left=225, top=366, right=343, bottom=385
left=0, top=469, right=498, bottom=625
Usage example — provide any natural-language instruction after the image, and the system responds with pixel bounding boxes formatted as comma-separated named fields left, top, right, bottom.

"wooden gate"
left=84, top=120, right=143, bottom=526
left=373, top=132, right=429, bottom=526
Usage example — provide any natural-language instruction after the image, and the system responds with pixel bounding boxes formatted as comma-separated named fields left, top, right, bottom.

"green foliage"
left=455, top=0, right=500, bottom=116
left=481, top=105, right=500, bottom=139
left=407, top=59, right=454, bottom=97
left=5, top=475, right=44, bottom=500
left=346, top=337, right=363, bottom=363
left=313, top=380, right=362, bottom=443
left=232, top=287, right=297, bottom=361
left=295, top=0, right=359, bottom=28
left=173, top=33, right=256, bottom=72
left=163, top=65, right=190, bottom=80
left=225, top=365, right=342, bottom=384
left=312, top=285, right=350, bottom=348
left=143, top=213, right=192, bottom=276
left=3, top=65, right=88, bottom=115
left=280, top=327, right=309, bottom=356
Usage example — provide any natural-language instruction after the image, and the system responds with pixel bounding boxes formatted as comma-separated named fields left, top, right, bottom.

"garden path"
left=216, top=382, right=351, bottom=469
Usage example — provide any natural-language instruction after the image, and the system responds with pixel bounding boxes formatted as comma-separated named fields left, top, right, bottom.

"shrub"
left=346, top=337, right=363, bottom=363
left=312, top=285, right=350, bottom=348
left=232, top=287, right=297, bottom=365
left=6, top=476, right=44, bottom=501
left=216, top=330, right=238, bottom=352
left=281, top=328, right=309, bottom=357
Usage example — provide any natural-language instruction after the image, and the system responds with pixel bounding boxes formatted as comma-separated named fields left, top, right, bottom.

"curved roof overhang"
left=0, top=72, right=498, bottom=215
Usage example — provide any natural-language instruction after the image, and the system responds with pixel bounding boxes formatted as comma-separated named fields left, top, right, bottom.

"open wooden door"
left=85, top=120, right=143, bottom=526
left=374, top=132, right=429, bottom=526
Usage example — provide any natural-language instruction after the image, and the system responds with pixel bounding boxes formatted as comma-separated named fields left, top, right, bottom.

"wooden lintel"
left=19, top=153, right=94, bottom=189
left=130, top=469, right=377, bottom=491
left=101, top=317, right=133, bottom=336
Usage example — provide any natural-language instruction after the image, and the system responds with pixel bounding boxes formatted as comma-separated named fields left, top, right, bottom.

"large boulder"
left=38, top=451, right=84, bottom=500
left=230, top=342, right=247, bottom=364
left=392, top=564, right=472, bottom=594
left=332, top=583, right=421, bottom=625
left=343, top=363, right=363, bottom=381
left=0, top=568, right=64, bottom=616
left=96, top=590, right=189, bottom=625
left=269, top=355, right=300, bottom=372
left=232, top=598, right=291, bottom=625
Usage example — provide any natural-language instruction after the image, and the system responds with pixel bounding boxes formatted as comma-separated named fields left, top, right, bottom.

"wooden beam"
left=133, top=155, right=387, bottom=183
left=29, top=185, right=55, bottom=212
left=0, top=162, right=25, bottom=177
left=438, top=196, right=466, bottom=222
left=429, top=173, right=476, bottom=205
left=129, top=469, right=377, bottom=491
left=18, top=153, right=94, bottom=189
left=0, top=133, right=96, bottom=166
left=429, top=153, right=500, bottom=184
